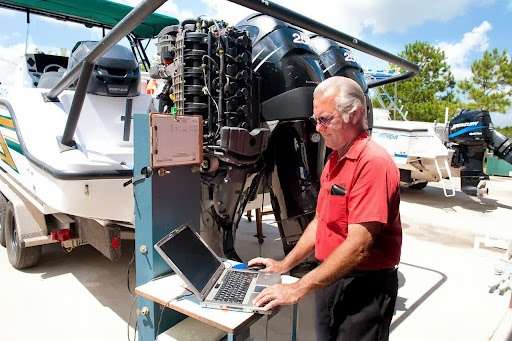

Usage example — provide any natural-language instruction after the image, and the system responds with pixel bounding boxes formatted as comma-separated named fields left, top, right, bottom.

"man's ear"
left=351, top=106, right=364, bottom=126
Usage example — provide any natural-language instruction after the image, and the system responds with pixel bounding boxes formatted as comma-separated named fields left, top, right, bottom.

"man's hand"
left=252, top=283, right=306, bottom=311
left=248, top=257, right=288, bottom=274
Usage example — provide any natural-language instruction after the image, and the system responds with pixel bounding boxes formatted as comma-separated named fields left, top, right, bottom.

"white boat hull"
left=0, top=87, right=153, bottom=224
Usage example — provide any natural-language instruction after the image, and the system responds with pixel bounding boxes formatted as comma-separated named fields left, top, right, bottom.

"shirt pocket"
left=327, top=194, right=348, bottom=226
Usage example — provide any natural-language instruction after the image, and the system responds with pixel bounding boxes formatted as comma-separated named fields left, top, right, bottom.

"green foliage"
left=139, top=63, right=148, bottom=73
left=377, top=41, right=459, bottom=122
left=497, top=126, right=512, bottom=138
left=458, top=48, right=512, bottom=112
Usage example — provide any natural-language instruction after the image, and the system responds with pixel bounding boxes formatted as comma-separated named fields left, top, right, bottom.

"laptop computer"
left=154, top=225, right=281, bottom=314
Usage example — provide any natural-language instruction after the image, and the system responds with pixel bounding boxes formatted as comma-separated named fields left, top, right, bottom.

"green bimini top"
left=0, top=0, right=179, bottom=38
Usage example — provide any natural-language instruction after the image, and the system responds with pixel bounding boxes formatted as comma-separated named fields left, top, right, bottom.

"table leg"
left=291, top=303, right=298, bottom=341
left=255, top=208, right=264, bottom=244
left=227, top=327, right=250, bottom=341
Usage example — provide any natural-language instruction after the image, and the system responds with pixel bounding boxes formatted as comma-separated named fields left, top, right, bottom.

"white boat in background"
left=372, top=116, right=456, bottom=196
left=367, top=72, right=456, bottom=196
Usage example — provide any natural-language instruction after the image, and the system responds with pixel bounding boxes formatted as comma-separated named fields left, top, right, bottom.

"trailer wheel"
left=0, top=193, right=6, bottom=247
left=4, top=202, right=41, bottom=269
left=410, top=181, right=428, bottom=190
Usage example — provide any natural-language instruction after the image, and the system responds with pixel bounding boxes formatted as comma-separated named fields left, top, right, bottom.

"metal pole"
left=137, top=38, right=152, bottom=71
left=61, top=62, right=94, bottom=146
left=133, top=37, right=148, bottom=71
left=46, top=0, right=168, bottom=101
left=227, top=0, right=419, bottom=87
left=123, top=98, right=133, bottom=142
left=126, top=35, right=142, bottom=67
left=24, top=9, right=30, bottom=56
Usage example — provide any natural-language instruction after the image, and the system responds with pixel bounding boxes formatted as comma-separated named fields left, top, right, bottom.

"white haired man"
left=249, top=76, right=402, bottom=341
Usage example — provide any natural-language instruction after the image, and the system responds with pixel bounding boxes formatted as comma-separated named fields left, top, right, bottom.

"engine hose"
left=207, top=32, right=215, bottom=134
left=218, top=43, right=225, bottom=129
left=490, top=129, right=512, bottom=164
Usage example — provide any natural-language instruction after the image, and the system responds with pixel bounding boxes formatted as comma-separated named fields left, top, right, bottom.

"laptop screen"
left=158, top=226, right=222, bottom=293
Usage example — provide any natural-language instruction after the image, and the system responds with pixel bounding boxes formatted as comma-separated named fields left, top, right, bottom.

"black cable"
left=127, top=295, right=138, bottom=341
left=155, top=299, right=169, bottom=341
left=225, top=53, right=238, bottom=62
left=126, top=251, right=135, bottom=296
left=155, top=291, right=194, bottom=340
left=202, top=54, right=219, bottom=68
left=202, top=64, right=220, bottom=115
left=176, top=292, right=195, bottom=301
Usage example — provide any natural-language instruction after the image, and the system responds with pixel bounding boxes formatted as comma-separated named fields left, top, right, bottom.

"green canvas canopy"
left=0, top=0, right=179, bottom=39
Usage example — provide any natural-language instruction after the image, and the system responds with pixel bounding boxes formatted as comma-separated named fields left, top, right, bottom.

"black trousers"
left=315, top=268, right=398, bottom=341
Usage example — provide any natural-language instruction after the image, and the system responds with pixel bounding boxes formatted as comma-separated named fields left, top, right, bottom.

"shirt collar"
left=345, top=132, right=369, bottom=160
left=330, top=131, right=369, bottom=163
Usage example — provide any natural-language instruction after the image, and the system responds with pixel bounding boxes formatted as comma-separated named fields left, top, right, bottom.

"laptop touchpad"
left=256, top=272, right=281, bottom=286
left=254, top=285, right=266, bottom=293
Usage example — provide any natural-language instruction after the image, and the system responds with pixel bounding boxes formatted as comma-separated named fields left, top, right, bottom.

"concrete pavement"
left=0, top=176, right=511, bottom=340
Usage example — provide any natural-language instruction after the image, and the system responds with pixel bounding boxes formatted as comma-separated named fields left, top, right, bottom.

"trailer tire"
left=4, top=202, right=41, bottom=269
left=0, top=193, right=7, bottom=247
left=410, top=181, right=428, bottom=190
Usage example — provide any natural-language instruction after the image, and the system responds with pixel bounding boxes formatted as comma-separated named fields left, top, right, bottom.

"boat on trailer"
left=0, top=0, right=420, bottom=269
left=0, top=0, right=178, bottom=268
left=367, top=71, right=512, bottom=198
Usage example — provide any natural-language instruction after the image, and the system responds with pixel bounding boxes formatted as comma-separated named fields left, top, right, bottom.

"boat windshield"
left=0, top=8, right=132, bottom=88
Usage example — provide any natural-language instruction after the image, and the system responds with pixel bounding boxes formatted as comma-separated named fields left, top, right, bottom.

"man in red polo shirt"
left=249, top=76, right=402, bottom=341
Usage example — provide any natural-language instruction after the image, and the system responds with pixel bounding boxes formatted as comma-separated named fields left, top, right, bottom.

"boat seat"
left=37, top=70, right=66, bottom=89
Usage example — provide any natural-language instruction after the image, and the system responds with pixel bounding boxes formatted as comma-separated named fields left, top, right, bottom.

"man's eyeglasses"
left=310, top=114, right=335, bottom=127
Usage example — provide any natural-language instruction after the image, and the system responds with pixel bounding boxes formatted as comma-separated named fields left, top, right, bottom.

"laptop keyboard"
left=213, top=270, right=258, bottom=304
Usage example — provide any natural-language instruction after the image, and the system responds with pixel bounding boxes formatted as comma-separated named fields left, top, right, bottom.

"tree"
left=498, top=126, right=512, bottom=138
left=458, top=48, right=512, bottom=113
left=377, top=41, right=459, bottom=122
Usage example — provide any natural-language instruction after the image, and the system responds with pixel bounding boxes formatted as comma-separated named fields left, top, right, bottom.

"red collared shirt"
left=315, top=132, right=402, bottom=270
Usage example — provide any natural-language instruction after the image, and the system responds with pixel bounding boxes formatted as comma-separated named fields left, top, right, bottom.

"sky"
left=0, top=0, right=510, bottom=113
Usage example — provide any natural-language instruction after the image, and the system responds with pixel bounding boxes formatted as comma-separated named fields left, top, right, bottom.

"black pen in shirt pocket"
left=330, top=184, right=346, bottom=196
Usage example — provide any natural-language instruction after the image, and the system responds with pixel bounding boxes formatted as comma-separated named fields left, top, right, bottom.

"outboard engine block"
left=449, top=109, right=512, bottom=196
left=68, top=41, right=140, bottom=97
left=152, top=15, right=326, bottom=257
left=237, top=14, right=325, bottom=254
left=152, top=19, right=267, bottom=155
left=309, top=36, right=373, bottom=131
left=152, top=18, right=270, bottom=259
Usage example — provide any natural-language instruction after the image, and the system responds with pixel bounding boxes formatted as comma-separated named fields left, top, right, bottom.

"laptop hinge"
left=202, top=263, right=227, bottom=300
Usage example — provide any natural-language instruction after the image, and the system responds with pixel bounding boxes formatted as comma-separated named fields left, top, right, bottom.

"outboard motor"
left=309, top=36, right=373, bottom=131
left=68, top=41, right=140, bottom=97
left=152, top=14, right=325, bottom=257
left=151, top=18, right=269, bottom=260
left=448, top=109, right=512, bottom=196
left=237, top=14, right=325, bottom=254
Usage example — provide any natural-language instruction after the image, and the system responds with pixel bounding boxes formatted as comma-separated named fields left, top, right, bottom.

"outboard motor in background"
left=448, top=109, right=512, bottom=196
left=68, top=41, right=140, bottom=97
left=150, top=24, right=180, bottom=112
left=309, top=35, right=373, bottom=132
left=237, top=14, right=325, bottom=254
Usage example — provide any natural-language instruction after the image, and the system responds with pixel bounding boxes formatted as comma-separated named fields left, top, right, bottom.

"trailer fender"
left=0, top=179, right=47, bottom=243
